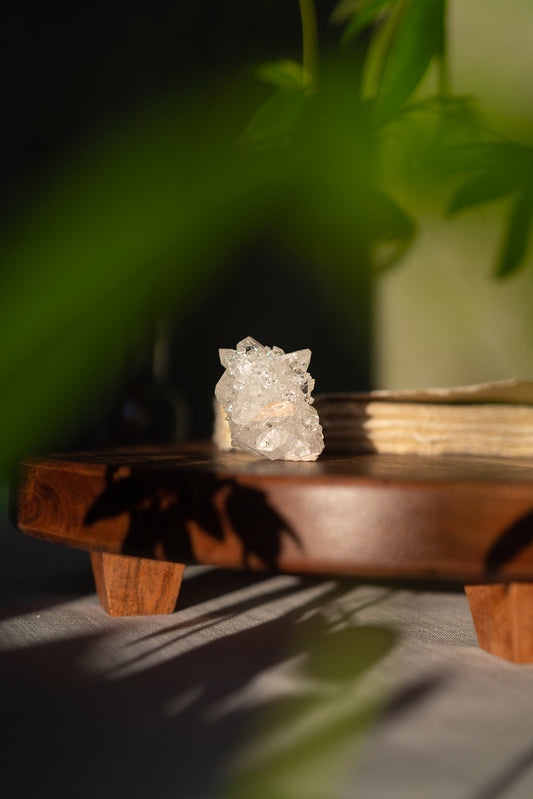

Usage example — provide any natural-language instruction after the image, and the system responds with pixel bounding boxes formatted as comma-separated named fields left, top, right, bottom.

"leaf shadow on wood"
left=485, top=508, right=533, bottom=575
left=84, top=463, right=303, bottom=571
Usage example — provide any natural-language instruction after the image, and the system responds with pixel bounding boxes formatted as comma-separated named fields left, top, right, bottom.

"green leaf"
left=371, top=191, right=416, bottom=270
left=331, top=0, right=361, bottom=23
left=304, top=623, right=395, bottom=682
left=0, top=100, right=286, bottom=476
left=341, top=0, right=396, bottom=43
left=375, top=0, right=446, bottom=121
left=447, top=171, right=520, bottom=216
left=496, top=187, right=533, bottom=278
left=223, top=623, right=395, bottom=799
left=242, top=90, right=306, bottom=146
left=444, top=140, right=533, bottom=280
left=254, top=59, right=311, bottom=91
left=362, top=0, right=405, bottom=101
left=445, top=141, right=530, bottom=180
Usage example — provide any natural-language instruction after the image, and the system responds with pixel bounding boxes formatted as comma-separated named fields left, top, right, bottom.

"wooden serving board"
left=14, top=442, right=533, bottom=662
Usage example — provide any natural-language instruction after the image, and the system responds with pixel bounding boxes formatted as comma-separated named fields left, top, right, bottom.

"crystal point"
left=219, top=348, right=233, bottom=367
left=236, top=336, right=265, bottom=353
left=283, top=348, right=311, bottom=373
left=214, top=337, right=324, bottom=461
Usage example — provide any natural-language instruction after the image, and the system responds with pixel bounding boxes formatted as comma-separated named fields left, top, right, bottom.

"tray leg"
left=465, top=583, right=533, bottom=663
left=91, top=552, right=185, bottom=617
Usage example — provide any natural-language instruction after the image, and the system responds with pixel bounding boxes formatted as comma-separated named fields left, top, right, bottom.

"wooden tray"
left=14, top=442, right=533, bottom=662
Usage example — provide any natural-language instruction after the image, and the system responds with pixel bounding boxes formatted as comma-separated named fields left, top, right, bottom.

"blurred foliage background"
left=1, top=0, right=532, bottom=478
left=377, top=0, right=533, bottom=389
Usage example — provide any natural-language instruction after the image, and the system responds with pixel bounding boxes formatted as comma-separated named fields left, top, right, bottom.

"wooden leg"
left=465, top=583, right=533, bottom=663
left=91, top=552, right=185, bottom=617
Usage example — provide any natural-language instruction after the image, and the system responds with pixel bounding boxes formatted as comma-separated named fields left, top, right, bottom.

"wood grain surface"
left=14, top=441, right=533, bottom=583
left=91, top=552, right=184, bottom=616
left=465, top=583, right=533, bottom=663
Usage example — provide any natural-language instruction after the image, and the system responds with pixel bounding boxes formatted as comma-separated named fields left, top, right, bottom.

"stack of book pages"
left=315, top=380, right=533, bottom=457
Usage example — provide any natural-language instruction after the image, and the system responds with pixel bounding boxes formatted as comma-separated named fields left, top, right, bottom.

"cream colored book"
left=315, top=380, right=533, bottom=457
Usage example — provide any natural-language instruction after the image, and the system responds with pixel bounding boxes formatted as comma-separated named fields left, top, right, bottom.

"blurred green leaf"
left=447, top=171, right=520, bottom=215
left=362, top=0, right=404, bottom=102
left=395, top=93, right=482, bottom=130
left=242, top=89, right=307, bottom=146
left=444, top=140, right=533, bottom=275
left=374, top=0, right=446, bottom=121
left=443, top=141, right=530, bottom=180
left=303, top=623, right=395, bottom=682
left=0, top=101, right=289, bottom=475
left=254, top=59, right=311, bottom=91
left=496, top=186, right=533, bottom=278
left=0, top=73, right=382, bottom=475
left=331, top=0, right=362, bottom=23
left=224, top=623, right=395, bottom=799
left=340, top=0, right=396, bottom=44
left=278, top=75, right=376, bottom=319
left=371, top=191, right=416, bottom=270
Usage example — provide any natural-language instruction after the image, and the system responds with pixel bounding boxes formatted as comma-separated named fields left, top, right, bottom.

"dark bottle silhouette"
left=108, top=319, right=189, bottom=446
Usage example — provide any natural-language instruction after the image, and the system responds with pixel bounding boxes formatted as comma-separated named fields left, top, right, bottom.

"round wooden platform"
left=14, top=441, right=533, bottom=583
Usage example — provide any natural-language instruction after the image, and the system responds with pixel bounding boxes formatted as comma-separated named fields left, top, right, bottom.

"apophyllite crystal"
left=214, top=336, right=324, bottom=461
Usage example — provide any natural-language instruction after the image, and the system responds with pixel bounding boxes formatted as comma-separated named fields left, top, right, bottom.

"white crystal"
left=214, top=336, right=324, bottom=461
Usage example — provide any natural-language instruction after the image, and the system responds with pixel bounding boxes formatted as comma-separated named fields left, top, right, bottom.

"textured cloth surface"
left=2, top=517, right=533, bottom=799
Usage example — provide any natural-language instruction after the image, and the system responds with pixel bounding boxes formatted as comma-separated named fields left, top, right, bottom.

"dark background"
left=2, top=1, right=371, bottom=444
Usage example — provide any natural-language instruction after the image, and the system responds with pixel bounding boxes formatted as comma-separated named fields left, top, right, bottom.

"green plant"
left=248, top=0, right=532, bottom=276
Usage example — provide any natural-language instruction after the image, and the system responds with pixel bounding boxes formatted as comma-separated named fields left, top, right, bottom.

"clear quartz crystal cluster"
left=215, top=336, right=324, bottom=461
